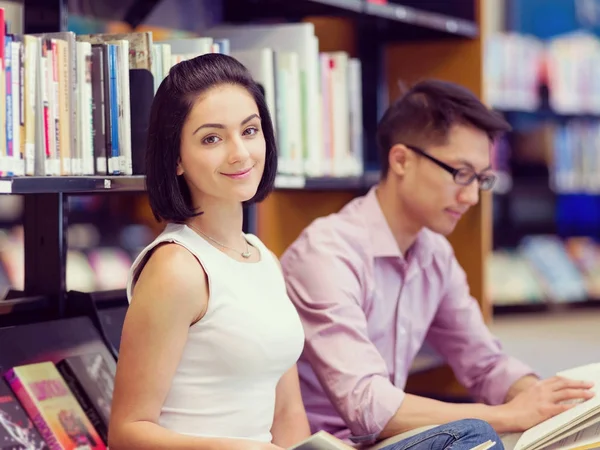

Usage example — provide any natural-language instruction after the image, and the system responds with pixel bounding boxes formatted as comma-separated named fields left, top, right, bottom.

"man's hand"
left=504, top=375, right=539, bottom=402
left=500, top=376, right=595, bottom=431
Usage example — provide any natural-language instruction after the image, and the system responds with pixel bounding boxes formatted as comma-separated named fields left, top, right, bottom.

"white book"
left=117, top=40, right=132, bottom=175
left=287, top=431, right=356, bottom=449
left=347, top=58, right=363, bottom=177
left=502, top=362, right=600, bottom=450
left=158, top=37, right=213, bottom=57
left=274, top=50, right=303, bottom=176
left=10, top=39, right=21, bottom=176
left=23, top=35, right=38, bottom=176
left=230, top=47, right=277, bottom=140
left=327, top=51, right=350, bottom=177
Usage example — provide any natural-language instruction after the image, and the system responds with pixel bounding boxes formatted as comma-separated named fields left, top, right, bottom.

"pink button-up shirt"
left=280, top=186, right=534, bottom=444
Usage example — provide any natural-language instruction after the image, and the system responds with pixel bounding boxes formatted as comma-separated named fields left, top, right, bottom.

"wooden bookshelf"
left=2, top=0, right=488, bottom=404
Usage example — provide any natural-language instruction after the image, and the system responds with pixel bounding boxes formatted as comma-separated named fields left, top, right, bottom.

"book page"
left=469, top=439, right=496, bottom=450
left=535, top=413, right=600, bottom=450
left=545, top=420, right=600, bottom=450
left=515, top=362, right=600, bottom=450
left=515, top=397, right=600, bottom=450
left=558, top=363, right=600, bottom=391
left=287, top=431, right=354, bottom=450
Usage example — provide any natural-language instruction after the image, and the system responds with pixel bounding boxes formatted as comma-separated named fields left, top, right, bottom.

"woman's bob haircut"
left=145, top=52, right=277, bottom=223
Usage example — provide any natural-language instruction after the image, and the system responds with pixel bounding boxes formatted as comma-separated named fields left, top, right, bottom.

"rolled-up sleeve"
left=282, top=243, right=405, bottom=442
left=426, top=252, right=537, bottom=406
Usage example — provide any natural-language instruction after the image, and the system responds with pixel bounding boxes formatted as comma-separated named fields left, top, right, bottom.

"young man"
left=280, top=80, right=595, bottom=449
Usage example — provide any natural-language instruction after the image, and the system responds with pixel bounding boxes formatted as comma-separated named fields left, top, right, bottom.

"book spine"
left=108, top=44, right=120, bottom=175
left=18, top=36, right=25, bottom=176
left=5, top=34, right=12, bottom=176
left=56, top=360, right=108, bottom=444
left=4, top=368, right=62, bottom=450
left=101, top=43, right=111, bottom=175
left=91, top=45, right=106, bottom=175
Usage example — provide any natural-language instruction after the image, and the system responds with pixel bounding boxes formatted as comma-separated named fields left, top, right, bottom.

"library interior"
left=0, top=0, right=599, bottom=449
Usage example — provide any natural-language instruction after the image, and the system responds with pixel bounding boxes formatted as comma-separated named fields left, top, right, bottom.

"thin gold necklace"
left=187, top=222, right=252, bottom=259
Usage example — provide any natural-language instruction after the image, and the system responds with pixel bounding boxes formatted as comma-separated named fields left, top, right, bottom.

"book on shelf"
left=502, top=362, right=600, bottom=450
left=0, top=379, right=47, bottom=449
left=55, top=353, right=115, bottom=445
left=0, top=8, right=365, bottom=182
left=3, top=361, right=107, bottom=449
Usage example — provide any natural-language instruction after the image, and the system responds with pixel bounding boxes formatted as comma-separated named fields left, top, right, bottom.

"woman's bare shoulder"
left=131, top=242, right=208, bottom=323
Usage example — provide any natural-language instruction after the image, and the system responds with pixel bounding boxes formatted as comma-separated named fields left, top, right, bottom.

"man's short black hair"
left=145, top=52, right=278, bottom=223
left=376, top=79, right=511, bottom=176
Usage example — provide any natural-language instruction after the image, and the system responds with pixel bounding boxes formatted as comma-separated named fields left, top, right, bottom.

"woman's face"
left=177, top=84, right=266, bottom=207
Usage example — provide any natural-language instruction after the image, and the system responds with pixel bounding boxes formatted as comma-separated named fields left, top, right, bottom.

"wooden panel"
left=256, top=191, right=356, bottom=256
left=303, top=16, right=357, bottom=55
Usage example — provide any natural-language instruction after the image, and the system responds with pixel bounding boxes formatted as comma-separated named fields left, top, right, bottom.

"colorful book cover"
left=56, top=354, right=114, bottom=445
left=0, top=381, right=47, bottom=449
left=3, top=362, right=106, bottom=450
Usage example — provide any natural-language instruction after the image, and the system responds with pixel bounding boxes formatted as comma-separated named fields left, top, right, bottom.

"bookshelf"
left=485, top=27, right=600, bottom=314
left=0, top=0, right=488, bottom=414
left=0, top=175, right=146, bottom=194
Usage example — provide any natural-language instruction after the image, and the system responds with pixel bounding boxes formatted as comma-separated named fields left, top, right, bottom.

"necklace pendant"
left=241, top=251, right=251, bottom=259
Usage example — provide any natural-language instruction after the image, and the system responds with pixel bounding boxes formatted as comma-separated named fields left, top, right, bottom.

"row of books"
left=485, top=31, right=600, bottom=115
left=0, top=353, right=114, bottom=449
left=487, top=235, right=600, bottom=306
left=485, top=32, right=544, bottom=112
left=0, top=8, right=365, bottom=180
left=490, top=118, right=600, bottom=195
left=0, top=12, right=140, bottom=177
left=551, top=120, right=600, bottom=194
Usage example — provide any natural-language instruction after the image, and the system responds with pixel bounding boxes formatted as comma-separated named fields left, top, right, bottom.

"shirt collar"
left=361, top=186, right=433, bottom=267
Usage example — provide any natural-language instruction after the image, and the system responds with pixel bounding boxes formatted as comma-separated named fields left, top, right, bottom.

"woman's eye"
left=243, top=126, right=259, bottom=136
left=202, top=135, right=221, bottom=145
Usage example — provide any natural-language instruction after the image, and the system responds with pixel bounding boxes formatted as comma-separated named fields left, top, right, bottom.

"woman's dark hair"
left=145, top=53, right=277, bottom=223
left=376, top=79, right=511, bottom=176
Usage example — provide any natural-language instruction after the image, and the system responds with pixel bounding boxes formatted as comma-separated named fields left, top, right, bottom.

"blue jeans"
left=379, top=419, right=504, bottom=450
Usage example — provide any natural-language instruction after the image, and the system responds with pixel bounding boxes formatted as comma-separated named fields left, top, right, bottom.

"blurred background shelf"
left=123, top=0, right=479, bottom=39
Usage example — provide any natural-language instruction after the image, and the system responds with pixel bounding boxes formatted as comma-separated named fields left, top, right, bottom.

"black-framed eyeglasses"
left=404, top=144, right=496, bottom=191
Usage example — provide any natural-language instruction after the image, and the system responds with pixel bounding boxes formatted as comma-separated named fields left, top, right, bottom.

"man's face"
left=396, top=123, right=493, bottom=236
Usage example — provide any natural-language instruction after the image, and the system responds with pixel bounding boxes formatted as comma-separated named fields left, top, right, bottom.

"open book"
left=287, top=430, right=496, bottom=450
left=502, top=362, right=600, bottom=450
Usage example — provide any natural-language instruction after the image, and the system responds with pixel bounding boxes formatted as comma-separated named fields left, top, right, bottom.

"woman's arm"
left=267, top=249, right=311, bottom=447
left=108, top=244, right=275, bottom=450
left=270, top=364, right=312, bottom=448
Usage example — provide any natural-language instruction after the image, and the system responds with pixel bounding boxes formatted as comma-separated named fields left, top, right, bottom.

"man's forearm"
left=504, top=375, right=539, bottom=403
left=379, top=393, right=515, bottom=439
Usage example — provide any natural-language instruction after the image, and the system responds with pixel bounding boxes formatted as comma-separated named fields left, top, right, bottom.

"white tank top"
left=126, top=222, right=305, bottom=443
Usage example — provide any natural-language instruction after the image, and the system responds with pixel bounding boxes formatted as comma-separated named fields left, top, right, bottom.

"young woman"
left=108, top=53, right=310, bottom=450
